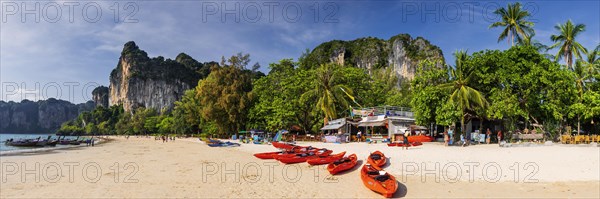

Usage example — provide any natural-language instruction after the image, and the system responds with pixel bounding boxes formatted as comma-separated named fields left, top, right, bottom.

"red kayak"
left=277, top=149, right=333, bottom=164
left=273, top=148, right=328, bottom=160
left=307, top=151, right=346, bottom=165
left=254, top=151, right=288, bottom=159
left=387, top=142, right=423, bottom=147
left=361, top=164, right=398, bottom=198
left=408, top=135, right=433, bottom=142
left=327, top=154, right=357, bottom=175
left=271, top=141, right=299, bottom=150
left=367, top=151, right=386, bottom=168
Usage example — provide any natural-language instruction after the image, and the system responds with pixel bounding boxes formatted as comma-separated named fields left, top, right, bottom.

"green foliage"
left=172, top=90, right=203, bottom=134
left=489, top=2, right=534, bottom=46
left=57, top=105, right=124, bottom=135
left=438, top=50, right=488, bottom=133
left=249, top=59, right=319, bottom=132
left=302, top=34, right=443, bottom=71
left=550, top=20, right=588, bottom=69
left=410, top=60, right=454, bottom=126
left=408, top=45, right=594, bottom=134
left=197, top=55, right=255, bottom=135
left=157, top=116, right=175, bottom=134
left=301, top=63, right=357, bottom=122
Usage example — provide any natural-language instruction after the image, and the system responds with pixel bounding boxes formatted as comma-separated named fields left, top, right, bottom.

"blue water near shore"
left=0, top=133, right=84, bottom=152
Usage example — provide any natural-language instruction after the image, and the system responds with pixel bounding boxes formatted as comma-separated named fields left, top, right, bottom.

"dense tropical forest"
left=58, top=2, right=599, bottom=139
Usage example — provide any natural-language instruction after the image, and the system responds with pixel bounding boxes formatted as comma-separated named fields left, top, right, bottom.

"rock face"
left=305, top=34, right=444, bottom=81
left=0, top=99, right=94, bottom=133
left=109, top=42, right=205, bottom=112
left=92, top=86, right=109, bottom=108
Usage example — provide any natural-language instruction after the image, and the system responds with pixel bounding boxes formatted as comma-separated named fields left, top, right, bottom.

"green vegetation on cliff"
left=301, top=34, right=444, bottom=73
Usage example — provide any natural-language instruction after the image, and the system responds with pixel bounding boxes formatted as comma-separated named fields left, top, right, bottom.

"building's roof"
left=321, top=123, right=345, bottom=131
left=358, top=115, right=387, bottom=127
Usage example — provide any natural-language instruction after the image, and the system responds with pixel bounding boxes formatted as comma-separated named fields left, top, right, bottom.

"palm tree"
left=518, top=32, right=549, bottom=52
left=301, top=63, right=356, bottom=124
left=573, top=61, right=588, bottom=135
left=489, top=2, right=534, bottom=46
left=438, top=50, right=488, bottom=137
left=550, top=20, right=587, bottom=70
left=581, top=45, right=600, bottom=76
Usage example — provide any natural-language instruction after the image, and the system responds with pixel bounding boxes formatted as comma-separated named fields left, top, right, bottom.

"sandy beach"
left=1, top=137, right=599, bottom=198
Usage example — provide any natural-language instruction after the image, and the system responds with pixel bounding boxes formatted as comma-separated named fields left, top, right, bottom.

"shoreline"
left=1, top=137, right=598, bottom=198
left=0, top=137, right=111, bottom=156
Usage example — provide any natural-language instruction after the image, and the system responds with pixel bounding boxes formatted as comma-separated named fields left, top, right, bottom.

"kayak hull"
left=387, top=142, right=423, bottom=147
left=360, top=164, right=398, bottom=198
left=273, top=149, right=331, bottom=160
left=254, top=152, right=282, bottom=159
left=327, top=154, right=358, bottom=175
left=307, top=152, right=346, bottom=165
left=408, top=135, right=433, bottom=142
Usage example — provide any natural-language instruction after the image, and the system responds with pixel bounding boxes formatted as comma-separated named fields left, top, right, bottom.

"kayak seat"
left=370, top=154, right=382, bottom=160
left=375, top=175, right=390, bottom=182
left=367, top=170, right=379, bottom=175
left=333, top=159, right=351, bottom=165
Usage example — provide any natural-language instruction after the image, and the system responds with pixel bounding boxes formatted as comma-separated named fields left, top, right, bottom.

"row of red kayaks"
left=254, top=142, right=359, bottom=175
left=255, top=142, right=398, bottom=197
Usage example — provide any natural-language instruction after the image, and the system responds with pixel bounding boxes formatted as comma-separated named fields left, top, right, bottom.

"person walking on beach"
left=448, top=127, right=454, bottom=145
left=486, top=128, right=491, bottom=144
left=497, top=130, right=502, bottom=146
left=403, top=133, right=409, bottom=150
left=357, top=130, right=362, bottom=142
left=443, top=130, right=449, bottom=146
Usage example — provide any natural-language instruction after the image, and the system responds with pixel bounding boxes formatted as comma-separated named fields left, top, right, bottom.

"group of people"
left=158, top=135, right=175, bottom=143
left=443, top=128, right=503, bottom=146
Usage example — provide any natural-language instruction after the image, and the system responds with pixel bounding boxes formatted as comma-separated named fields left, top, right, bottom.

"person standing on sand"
left=444, top=130, right=449, bottom=146
left=357, top=130, right=362, bottom=142
left=497, top=130, right=502, bottom=146
left=403, top=133, right=409, bottom=150
left=486, top=128, right=491, bottom=144
left=448, top=127, right=454, bottom=145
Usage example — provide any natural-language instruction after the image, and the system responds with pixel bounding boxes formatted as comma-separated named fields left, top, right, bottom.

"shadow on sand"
left=392, top=181, right=408, bottom=198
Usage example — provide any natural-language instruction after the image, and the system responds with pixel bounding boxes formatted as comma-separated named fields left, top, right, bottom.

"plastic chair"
left=561, top=135, right=570, bottom=144
left=585, top=135, right=591, bottom=144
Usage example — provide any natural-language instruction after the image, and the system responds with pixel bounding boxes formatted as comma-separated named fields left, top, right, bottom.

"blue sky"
left=1, top=0, right=598, bottom=103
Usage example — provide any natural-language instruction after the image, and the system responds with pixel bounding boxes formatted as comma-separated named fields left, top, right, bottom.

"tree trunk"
left=461, top=115, right=466, bottom=139
left=577, top=115, right=581, bottom=135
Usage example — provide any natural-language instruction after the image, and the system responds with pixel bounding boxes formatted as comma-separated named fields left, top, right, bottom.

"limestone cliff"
left=0, top=99, right=94, bottom=133
left=305, top=33, right=444, bottom=81
left=109, top=42, right=206, bottom=112
left=92, top=86, right=109, bottom=108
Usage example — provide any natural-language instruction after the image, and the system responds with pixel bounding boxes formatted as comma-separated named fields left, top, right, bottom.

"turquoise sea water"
left=0, top=133, right=84, bottom=152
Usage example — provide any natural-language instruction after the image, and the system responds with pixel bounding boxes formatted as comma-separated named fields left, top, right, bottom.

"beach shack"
left=321, top=118, right=355, bottom=143
left=388, top=116, right=416, bottom=142
left=358, top=115, right=388, bottom=142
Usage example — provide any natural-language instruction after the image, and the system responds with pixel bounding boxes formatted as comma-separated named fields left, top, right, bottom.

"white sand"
left=1, top=137, right=598, bottom=198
